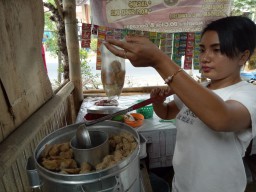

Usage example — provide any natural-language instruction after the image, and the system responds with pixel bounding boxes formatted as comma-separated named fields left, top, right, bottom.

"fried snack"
left=59, top=142, right=70, bottom=152
left=41, top=144, right=52, bottom=158
left=48, top=144, right=60, bottom=156
left=113, top=150, right=123, bottom=162
left=109, top=135, right=122, bottom=152
left=122, top=150, right=132, bottom=157
left=62, top=159, right=78, bottom=169
left=120, top=132, right=135, bottom=142
left=113, top=135, right=122, bottom=143
left=80, top=162, right=92, bottom=174
left=102, top=155, right=115, bottom=164
left=95, top=162, right=108, bottom=170
left=48, top=155, right=67, bottom=160
left=122, top=142, right=131, bottom=151
left=41, top=131, right=138, bottom=174
left=115, top=142, right=123, bottom=150
left=41, top=158, right=78, bottom=171
left=41, top=159, right=60, bottom=171
left=122, top=137, right=129, bottom=144
left=42, top=142, right=70, bottom=158
left=107, top=160, right=116, bottom=168
left=101, top=60, right=125, bottom=97
left=48, top=150, right=73, bottom=160
left=108, top=139, right=117, bottom=152
left=40, top=142, right=77, bottom=173
left=131, top=142, right=138, bottom=151
left=96, top=159, right=116, bottom=170
left=59, top=149, right=73, bottom=159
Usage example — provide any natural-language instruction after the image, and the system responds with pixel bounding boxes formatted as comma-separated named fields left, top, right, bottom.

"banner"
left=83, top=23, right=202, bottom=70
left=91, top=0, right=232, bottom=33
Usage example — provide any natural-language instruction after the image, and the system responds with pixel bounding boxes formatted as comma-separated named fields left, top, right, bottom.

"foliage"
left=44, top=0, right=100, bottom=88
left=231, top=0, right=256, bottom=18
left=90, top=37, right=98, bottom=52
left=248, top=59, right=256, bottom=70
left=80, top=49, right=101, bottom=89
left=43, top=0, right=58, bottom=54
left=44, top=33, right=58, bottom=54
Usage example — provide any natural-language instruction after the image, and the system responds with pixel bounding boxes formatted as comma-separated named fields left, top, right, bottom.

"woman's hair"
left=201, top=16, right=256, bottom=58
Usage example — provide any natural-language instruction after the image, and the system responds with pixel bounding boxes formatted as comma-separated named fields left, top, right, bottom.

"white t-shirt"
left=172, top=81, right=256, bottom=192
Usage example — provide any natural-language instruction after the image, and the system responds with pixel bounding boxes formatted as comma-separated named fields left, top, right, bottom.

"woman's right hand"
left=104, top=36, right=169, bottom=69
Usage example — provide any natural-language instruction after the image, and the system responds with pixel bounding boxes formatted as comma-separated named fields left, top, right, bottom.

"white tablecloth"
left=76, top=94, right=256, bottom=169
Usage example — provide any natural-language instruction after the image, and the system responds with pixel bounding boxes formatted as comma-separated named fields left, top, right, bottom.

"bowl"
left=124, top=113, right=144, bottom=128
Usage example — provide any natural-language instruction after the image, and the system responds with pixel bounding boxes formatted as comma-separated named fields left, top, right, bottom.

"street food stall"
left=0, top=0, right=256, bottom=192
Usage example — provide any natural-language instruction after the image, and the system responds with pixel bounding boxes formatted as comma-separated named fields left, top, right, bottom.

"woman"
left=104, top=16, right=256, bottom=192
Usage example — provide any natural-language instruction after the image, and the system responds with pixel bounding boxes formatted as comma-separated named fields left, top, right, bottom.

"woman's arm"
left=150, top=87, right=179, bottom=120
left=104, top=36, right=251, bottom=132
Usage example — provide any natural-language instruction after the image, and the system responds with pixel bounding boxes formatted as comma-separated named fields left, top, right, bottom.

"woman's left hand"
left=151, top=87, right=173, bottom=104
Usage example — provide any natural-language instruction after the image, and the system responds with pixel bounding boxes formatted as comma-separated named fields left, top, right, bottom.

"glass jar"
left=100, top=44, right=125, bottom=99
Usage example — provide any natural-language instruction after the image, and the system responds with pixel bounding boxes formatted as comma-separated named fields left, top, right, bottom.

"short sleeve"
left=229, top=84, right=256, bottom=139
left=174, top=94, right=184, bottom=110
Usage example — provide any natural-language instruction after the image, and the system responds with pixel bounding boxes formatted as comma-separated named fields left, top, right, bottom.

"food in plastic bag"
left=101, top=44, right=125, bottom=99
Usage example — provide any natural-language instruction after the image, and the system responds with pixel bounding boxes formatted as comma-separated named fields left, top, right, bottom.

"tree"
left=44, top=0, right=100, bottom=89
left=231, top=0, right=256, bottom=20
left=44, top=0, right=69, bottom=81
left=80, top=49, right=101, bottom=89
left=90, top=37, right=98, bottom=52
left=43, top=11, right=58, bottom=53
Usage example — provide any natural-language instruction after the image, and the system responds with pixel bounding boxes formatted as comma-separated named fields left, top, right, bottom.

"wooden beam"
left=63, top=0, right=83, bottom=113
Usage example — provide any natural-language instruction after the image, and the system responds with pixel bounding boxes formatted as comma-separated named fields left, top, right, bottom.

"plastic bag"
left=100, top=44, right=126, bottom=99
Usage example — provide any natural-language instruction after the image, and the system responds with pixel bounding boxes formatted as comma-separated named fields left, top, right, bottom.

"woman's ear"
left=240, top=50, right=250, bottom=65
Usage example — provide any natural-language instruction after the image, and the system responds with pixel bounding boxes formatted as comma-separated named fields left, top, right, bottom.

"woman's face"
left=199, top=30, right=242, bottom=83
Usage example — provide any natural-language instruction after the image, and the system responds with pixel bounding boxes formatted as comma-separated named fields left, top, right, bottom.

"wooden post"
left=58, top=51, right=62, bottom=83
left=63, top=0, right=83, bottom=113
